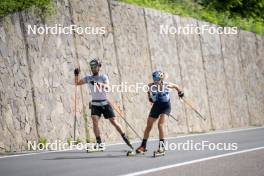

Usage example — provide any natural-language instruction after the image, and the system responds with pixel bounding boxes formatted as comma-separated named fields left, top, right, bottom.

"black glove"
left=74, top=68, right=80, bottom=76
left=178, top=91, right=184, bottom=98
left=89, top=80, right=97, bottom=85
left=149, top=97, right=154, bottom=103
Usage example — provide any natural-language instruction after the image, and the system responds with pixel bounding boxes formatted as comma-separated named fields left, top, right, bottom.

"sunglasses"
left=153, top=77, right=161, bottom=82
left=90, top=64, right=98, bottom=69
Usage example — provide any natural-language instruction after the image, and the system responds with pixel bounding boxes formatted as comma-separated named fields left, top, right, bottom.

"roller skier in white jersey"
left=74, top=58, right=133, bottom=151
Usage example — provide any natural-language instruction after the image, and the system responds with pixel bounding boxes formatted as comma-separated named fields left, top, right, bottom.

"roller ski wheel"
left=86, top=148, right=105, bottom=153
left=126, top=150, right=146, bottom=157
left=126, top=146, right=147, bottom=157
left=153, top=149, right=165, bottom=158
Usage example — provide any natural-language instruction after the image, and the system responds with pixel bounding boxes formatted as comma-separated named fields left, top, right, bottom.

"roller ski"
left=86, top=143, right=105, bottom=153
left=122, top=134, right=140, bottom=157
left=126, top=146, right=147, bottom=156
left=153, top=148, right=165, bottom=158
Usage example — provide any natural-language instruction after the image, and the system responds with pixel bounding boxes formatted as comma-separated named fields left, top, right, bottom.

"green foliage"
left=199, top=0, right=264, bottom=19
left=119, top=0, right=264, bottom=35
left=76, top=137, right=81, bottom=144
left=85, top=138, right=91, bottom=143
left=67, top=137, right=82, bottom=145
left=0, top=0, right=54, bottom=18
left=38, top=137, right=47, bottom=146
left=67, top=138, right=72, bottom=146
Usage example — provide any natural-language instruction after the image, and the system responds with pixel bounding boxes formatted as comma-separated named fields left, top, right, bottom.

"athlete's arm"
left=147, top=83, right=154, bottom=103
left=167, top=82, right=181, bottom=92
left=168, top=82, right=184, bottom=98
left=75, top=76, right=86, bottom=85
left=74, top=68, right=86, bottom=85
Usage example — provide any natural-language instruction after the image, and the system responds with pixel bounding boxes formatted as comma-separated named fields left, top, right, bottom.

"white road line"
left=121, top=146, right=264, bottom=176
left=0, top=149, right=74, bottom=159
left=167, top=126, right=264, bottom=139
left=0, top=126, right=263, bottom=159
left=108, top=126, right=264, bottom=146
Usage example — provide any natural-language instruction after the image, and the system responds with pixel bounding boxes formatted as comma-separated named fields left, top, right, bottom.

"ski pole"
left=107, top=100, right=143, bottom=141
left=73, top=84, right=77, bottom=142
left=179, top=97, right=206, bottom=121
left=168, top=114, right=179, bottom=122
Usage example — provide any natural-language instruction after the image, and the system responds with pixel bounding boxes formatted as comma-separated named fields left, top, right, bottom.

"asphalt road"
left=1, top=127, right=264, bottom=176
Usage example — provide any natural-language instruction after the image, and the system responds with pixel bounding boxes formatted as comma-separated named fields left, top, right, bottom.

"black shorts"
left=149, top=101, right=171, bottom=118
left=91, top=104, right=115, bottom=119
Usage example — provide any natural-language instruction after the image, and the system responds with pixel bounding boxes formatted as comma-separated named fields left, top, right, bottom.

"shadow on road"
left=43, top=150, right=151, bottom=160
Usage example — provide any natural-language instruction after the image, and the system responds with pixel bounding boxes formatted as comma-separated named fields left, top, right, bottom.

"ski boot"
left=122, top=134, right=133, bottom=150
left=136, top=146, right=147, bottom=154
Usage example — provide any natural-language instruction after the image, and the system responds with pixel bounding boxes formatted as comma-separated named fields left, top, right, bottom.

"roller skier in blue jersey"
left=136, top=70, right=184, bottom=154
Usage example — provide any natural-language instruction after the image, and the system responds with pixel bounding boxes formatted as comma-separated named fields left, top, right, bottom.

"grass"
left=118, top=0, right=264, bottom=35
left=1, top=0, right=262, bottom=35
left=0, top=0, right=54, bottom=19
